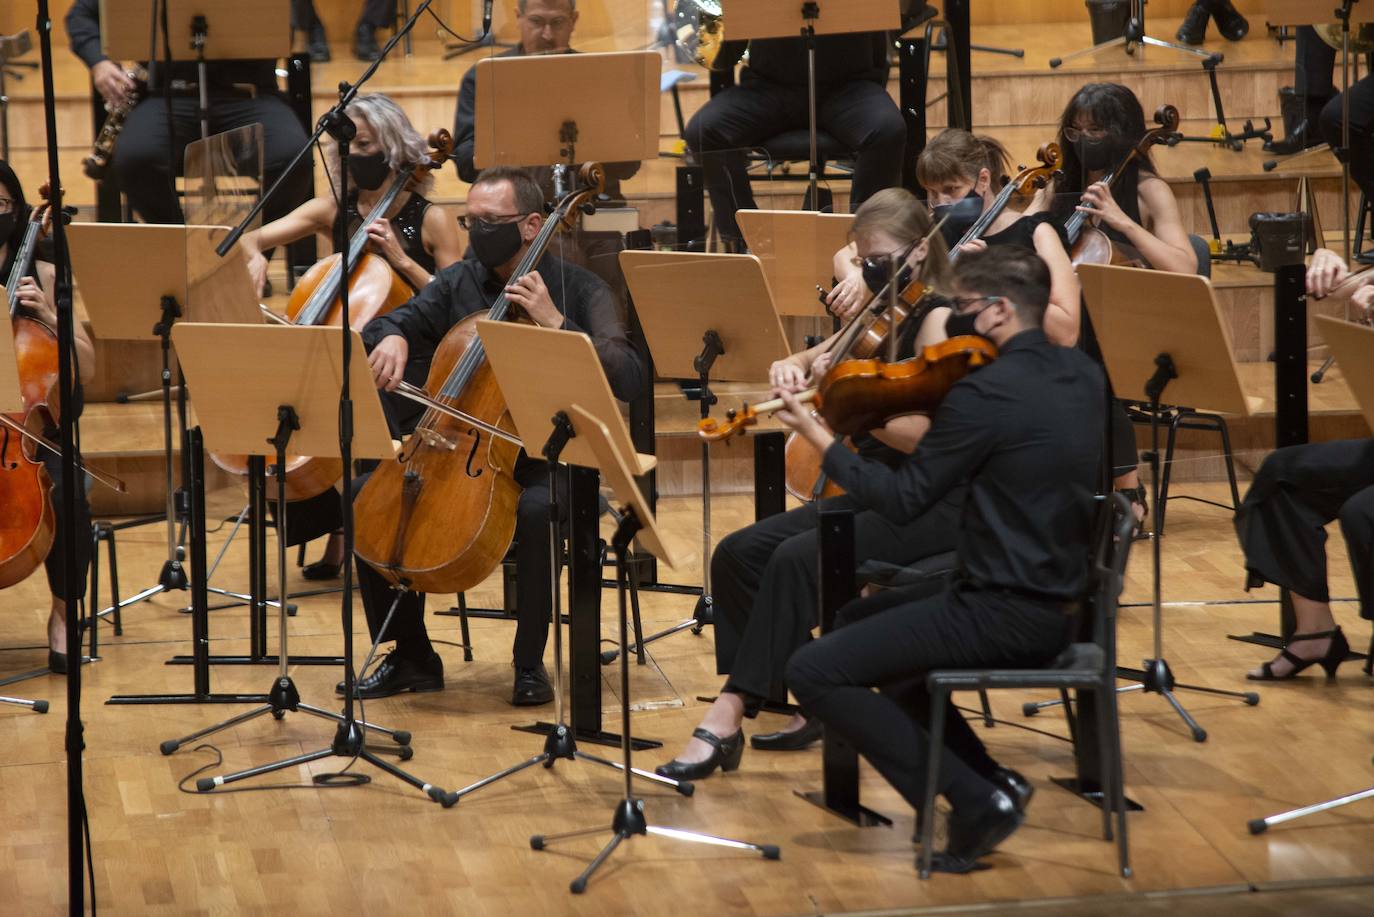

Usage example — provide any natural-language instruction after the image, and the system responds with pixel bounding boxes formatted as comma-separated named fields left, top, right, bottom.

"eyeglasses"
left=1063, top=126, right=1109, bottom=143
left=850, top=240, right=918, bottom=269
left=524, top=15, right=571, bottom=30
left=0, top=198, right=15, bottom=215
left=949, top=295, right=1001, bottom=313
left=458, top=212, right=530, bottom=231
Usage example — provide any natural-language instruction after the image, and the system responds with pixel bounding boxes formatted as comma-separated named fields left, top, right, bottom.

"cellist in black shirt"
left=784, top=246, right=1105, bottom=873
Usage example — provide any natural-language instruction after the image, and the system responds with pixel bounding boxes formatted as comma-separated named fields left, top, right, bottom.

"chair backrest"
left=1188, top=233, right=1213, bottom=279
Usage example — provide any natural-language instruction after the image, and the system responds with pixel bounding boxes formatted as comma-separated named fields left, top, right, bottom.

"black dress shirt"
left=361, top=253, right=645, bottom=403
left=451, top=46, right=640, bottom=196
left=822, top=328, right=1105, bottom=601
left=66, top=0, right=278, bottom=93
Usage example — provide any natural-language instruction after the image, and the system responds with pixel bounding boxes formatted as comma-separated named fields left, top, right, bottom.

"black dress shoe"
left=932, top=790, right=1024, bottom=874
left=307, top=22, right=331, bottom=62
left=1176, top=1, right=1210, bottom=44
left=989, top=767, right=1034, bottom=813
left=512, top=665, right=554, bottom=706
left=1208, top=0, right=1248, bottom=42
left=655, top=728, right=745, bottom=780
left=49, top=650, right=67, bottom=674
left=301, top=559, right=342, bottom=581
left=336, top=652, right=443, bottom=699
left=354, top=23, right=382, bottom=61
left=750, top=716, right=823, bottom=751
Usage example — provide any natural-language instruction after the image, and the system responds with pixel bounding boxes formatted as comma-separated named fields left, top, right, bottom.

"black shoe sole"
left=337, top=679, right=443, bottom=699
left=511, top=692, right=554, bottom=707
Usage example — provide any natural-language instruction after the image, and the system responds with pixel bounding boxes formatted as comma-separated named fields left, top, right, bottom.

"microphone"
left=482, top=0, right=493, bottom=38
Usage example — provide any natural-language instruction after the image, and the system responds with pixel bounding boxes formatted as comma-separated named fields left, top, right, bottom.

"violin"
left=700, top=336, right=999, bottom=444
left=352, top=163, right=608, bottom=594
left=1066, top=104, right=1180, bottom=269
left=210, top=129, right=454, bottom=502
left=950, top=142, right=1062, bottom=259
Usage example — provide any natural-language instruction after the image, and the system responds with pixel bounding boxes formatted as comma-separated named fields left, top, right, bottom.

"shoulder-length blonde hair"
left=324, top=93, right=436, bottom=197
left=850, top=187, right=952, bottom=291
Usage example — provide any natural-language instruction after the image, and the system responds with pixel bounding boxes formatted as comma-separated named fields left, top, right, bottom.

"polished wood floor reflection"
left=3, top=482, right=1374, bottom=915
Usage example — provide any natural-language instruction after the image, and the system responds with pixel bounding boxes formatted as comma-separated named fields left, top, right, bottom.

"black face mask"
left=347, top=151, right=390, bottom=191
left=860, top=239, right=919, bottom=295
left=0, top=213, right=15, bottom=246
left=1075, top=135, right=1117, bottom=173
left=468, top=218, right=525, bottom=269
left=933, top=191, right=984, bottom=248
left=944, top=302, right=994, bottom=340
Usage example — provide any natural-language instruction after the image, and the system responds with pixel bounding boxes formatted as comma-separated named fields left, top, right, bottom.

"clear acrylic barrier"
left=183, top=124, right=264, bottom=231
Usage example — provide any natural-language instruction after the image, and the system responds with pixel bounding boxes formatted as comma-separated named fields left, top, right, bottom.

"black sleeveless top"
left=983, top=212, right=1065, bottom=251
left=337, top=191, right=437, bottom=286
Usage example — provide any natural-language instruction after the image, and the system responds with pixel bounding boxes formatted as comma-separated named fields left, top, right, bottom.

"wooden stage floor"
left=4, top=481, right=1374, bottom=915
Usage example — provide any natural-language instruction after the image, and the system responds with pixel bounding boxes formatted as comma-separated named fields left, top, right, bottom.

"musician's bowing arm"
left=778, top=382, right=994, bottom=523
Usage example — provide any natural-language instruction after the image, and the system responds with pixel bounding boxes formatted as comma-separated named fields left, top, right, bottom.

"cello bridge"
left=416, top=428, right=457, bottom=451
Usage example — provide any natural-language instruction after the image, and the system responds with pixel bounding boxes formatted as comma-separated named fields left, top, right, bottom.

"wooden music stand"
left=527, top=402, right=777, bottom=895
left=736, top=209, right=854, bottom=318
left=158, top=323, right=451, bottom=802
left=1080, top=263, right=1259, bottom=748
left=472, top=51, right=661, bottom=170
left=101, top=0, right=290, bottom=61
left=447, top=325, right=693, bottom=807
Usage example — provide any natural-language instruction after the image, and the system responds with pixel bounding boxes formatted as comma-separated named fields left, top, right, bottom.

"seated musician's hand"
left=245, top=250, right=268, bottom=297
left=369, top=335, right=409, bottom=391
left=1307, top=248, right=1349, bottom=299
left=15, top=277, right=55, bottom=325
left=769, top=358, right=806, bottom=392
left=366, top=218, right=409, bottom=268
left=504, top=271, right=563, bottom=329
left=809, top=352, right=833, bottom=382
left=92, top=60, right=135, bottom=109
left=1353, top=283, right=1374, bottom=318
left=1077, top=181, right=1129, bottom=231
left=958, top=238, right=988, bottom=256
left=826, top=274, right=867, bottom=322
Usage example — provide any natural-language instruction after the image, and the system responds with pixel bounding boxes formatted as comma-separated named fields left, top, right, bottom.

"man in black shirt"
left=687, top=33, right=906, bottom=248
left=784, top=246, right=1104, bottom=873
left=353, top=166, right=645, bottom=705
left=66, top=0, right=311, bottom=226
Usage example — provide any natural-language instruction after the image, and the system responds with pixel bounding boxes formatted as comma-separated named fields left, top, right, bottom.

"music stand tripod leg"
left=531, top=509, right=777, bottom=894
left=450, top=414, right=688, bottom=805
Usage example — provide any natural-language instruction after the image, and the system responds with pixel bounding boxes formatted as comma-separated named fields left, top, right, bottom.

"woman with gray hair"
left=240, top=93, right=464, bottom=580
left=240, top=92, right=463, bottom=298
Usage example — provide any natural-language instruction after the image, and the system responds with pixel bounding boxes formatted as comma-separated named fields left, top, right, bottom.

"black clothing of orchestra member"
left=451, top=46, right=642, bottom=202
left=292, top=0, right=397, bottom=62
left=786, top=248, right=1105, bottom=871
left=686, top=33, right=906, bottom=246
left=352, top=252, right=643, bottom=702
left=66, top=0, right=311, bottom=226
left=1234, top=438, right=1374, bottom=668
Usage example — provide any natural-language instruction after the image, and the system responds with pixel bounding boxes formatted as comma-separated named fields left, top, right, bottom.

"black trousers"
left=292, top=0, right=396, bottom=30
left=709, top=491, right=962, bottom=710
left=786, top=583, right=1075, bottom=812
left=1234, top=438, right=1374, bottom=616
left=352, top=459, right=563, bottom=667
left=685, top=77, right=906, bottom=243
left=1295, top=25, right=1338, bottom=102
left=116, top=94, right=311, bottom=226
left=41, top=450, right=92, bottom=603
left=1319, top=73, right=1374, bottom=203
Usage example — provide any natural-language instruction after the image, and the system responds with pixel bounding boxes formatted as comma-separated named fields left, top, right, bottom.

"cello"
left=1065, top=104, right=1180, bottom=269
left=0, top=186, right=59, bottom=588
left=352, top=163, right=606, bottom=595
left=210, top=129, right=454, bottom=501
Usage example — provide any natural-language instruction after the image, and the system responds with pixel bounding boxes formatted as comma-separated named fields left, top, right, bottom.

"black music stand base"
left=794, top=790, right=892, bottom=828
left=530, top=510, right=778, bottom=894
left=1050, top=777, right=1145, bottom=812
left=1249, top=756, right=1374, bottom=834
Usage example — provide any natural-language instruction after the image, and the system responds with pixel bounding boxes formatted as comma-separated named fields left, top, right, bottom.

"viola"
left=700, top=336, right=999, bottom=444
left=1066, top=105, right=1180, bottom=269
left=352, top=163, right=608, bottom=594
left=950, top=141, right=1062, bottom=259
left=210, top=129, right=454, bottom=502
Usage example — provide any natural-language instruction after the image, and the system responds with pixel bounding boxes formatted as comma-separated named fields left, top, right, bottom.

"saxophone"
left=673, top=0, right=724, bottom=69
left=82, top=68, right=147, bottom=181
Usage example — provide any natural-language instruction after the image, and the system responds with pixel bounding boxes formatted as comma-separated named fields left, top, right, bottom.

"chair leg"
left=105, top=524, right=123, bottom=635
left=456, top=594, right=473, bottom=663
left=296, top=542, right=307, bottom=568
left=918, top=687, right=948, bottom=880
left=977, top=688, right=993, bottom=727
left=1158, top=410, right=1183, bottom=538
left=1059, top=687, right=1078, bottom=746
left=1092, top=687, right=1113, bottom=842
left=1106, top=683, right=1131, bottom=877
left=87, top=523, right=101, bottom=657
left=1214, top=414, right=1241, bottom=512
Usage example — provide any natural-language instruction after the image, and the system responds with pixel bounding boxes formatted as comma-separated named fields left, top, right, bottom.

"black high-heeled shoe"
left=655, top=728, right=745, bottom=780
left=1248, top=627, right=1350, bottom=681
left=302, top=559, right=343, bottom=581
